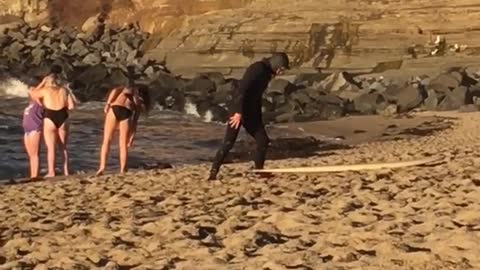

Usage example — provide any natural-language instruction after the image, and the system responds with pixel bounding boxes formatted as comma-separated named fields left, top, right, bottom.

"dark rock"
left=216, top=81, right=236, bottom=93
left=369, top=81, right=387, bottom=92
left=276, top=100, right=297, bottom=114
left=337, top=89, right=364, bottom=101
left=198, top=72, right=226, bottom=87
left=149, top=81, right=170, bottom=105
left=51, top=59, right=74, bottom=79
left=82, top=53, right=102, bottom=65
left=268, top=78, right=296, bottom=95
left=131, top=36, right=143, bottom=49
left=428, top=72, right=461, bottom=92
left=185, top=76, right=216, bottom=95
left=424, top=89, right=440, bottom=111
left=317, top=103, right=345, bottom=120
left=115, top=40, right=132, bottom=54
left=438, top=86, right=468, bottom=111
left=262, top=99, right=275, bottom=112
left=29, top=65, right=52, bottom=78
left=75, top=64, right=108, bottom=84
left=466, top=83, right=480, bottom=104
left=24, top=39, right=41, bottom=48
left=163, top=89, right=186, bottom=111
left=79, top=84, right=108, bottom=101
left=0, top=35, right=12, bottom=47
left=318, top=71, right=361, bottom=92
left=6, top=41, right=24, bottom=61
left=316, top=93, right=345, bottom=105
left=7, top=30, right=24, bottom=41
left=31, top=47, right=46, bottom=66
left=353, top=92, right=387, bottom=114
left=386, top=85, right=425, bottom=113
left=126, top=49, right=138, bottom=63
left=294, top=72, right=329, bottom=86
left=49, top=41, right=61, bottom=52
left=213, top=87, right=231, bottom=104
left=303, top=87, right=323, bottom=100
left=70, top=39, right=89, bottom=56
left=60, top=33, right=73, bottom=45
left=271, top=94, right=286, bottom=106
left=157, top=71, right=182, bottom=91
left=275, top=112, right=297, bottom=123
left=91, top=41, right=105, bottom=51
left=290, top=90, right=312, bottom=106
left=459, top=72, right=478, bottom=88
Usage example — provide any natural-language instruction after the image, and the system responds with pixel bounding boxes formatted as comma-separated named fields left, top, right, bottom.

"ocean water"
left=0, top=77, right=228, bottom=180
left=0, top=77, right=336, bottom=181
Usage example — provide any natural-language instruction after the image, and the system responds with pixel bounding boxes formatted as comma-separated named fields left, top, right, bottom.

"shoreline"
left=0, top=101, right=453, bottom=182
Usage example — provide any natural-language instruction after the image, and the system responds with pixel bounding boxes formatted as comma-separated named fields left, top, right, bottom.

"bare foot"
left=96, top=169, right=104, bottom=176
left=44, top=173, right=55, bottom=178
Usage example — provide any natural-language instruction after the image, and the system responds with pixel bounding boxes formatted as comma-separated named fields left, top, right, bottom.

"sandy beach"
left=1, top=111, right=478, bottom=269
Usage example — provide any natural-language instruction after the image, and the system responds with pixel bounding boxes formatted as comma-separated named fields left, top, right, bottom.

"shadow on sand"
left=225, top=136, right=351, bottom=164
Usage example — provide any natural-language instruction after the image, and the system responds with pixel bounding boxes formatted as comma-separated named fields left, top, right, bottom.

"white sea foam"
left=203, top=110, right=213, bottom=123
left=183, top=101, right=200, bottom=118
left=0, top=78, right=29, bottom=97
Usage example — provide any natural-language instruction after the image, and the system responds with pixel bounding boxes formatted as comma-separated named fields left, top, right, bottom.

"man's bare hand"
left=229, top=113, right=242, bottom=129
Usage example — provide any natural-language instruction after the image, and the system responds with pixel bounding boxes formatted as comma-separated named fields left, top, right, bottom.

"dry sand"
left=1, top=111, right=480, bottom=269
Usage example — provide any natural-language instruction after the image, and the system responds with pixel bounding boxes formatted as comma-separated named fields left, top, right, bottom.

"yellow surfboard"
left=253, top=156, right=442, bottom=173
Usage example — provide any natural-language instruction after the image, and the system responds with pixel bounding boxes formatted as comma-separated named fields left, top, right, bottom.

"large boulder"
left=75, top=64, right=108, bottom=84
left=437, top=86, right=468, bottom=111
left=316, top=71, right=362, bottom=92
left=424, top=89, right=441, bottom=111
left=198, top=72, right=226, bottom=88
left=184, top=76, right=216, bottom=96
left=105, top=68, right=129, bottom=87
left=353, top=92, right=387, bottom=114
left=294, top=73, right=329, bottom=86
left=385, top=85, right=425, bottom=113
left=428, top=72, right=462, bottom=93
left=267, top=78, right=297, bottom=96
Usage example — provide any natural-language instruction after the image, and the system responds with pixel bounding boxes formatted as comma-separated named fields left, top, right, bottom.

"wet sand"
left=0, top=97, right=450, bottom=181
left=2, top=111, right=478, bottom=269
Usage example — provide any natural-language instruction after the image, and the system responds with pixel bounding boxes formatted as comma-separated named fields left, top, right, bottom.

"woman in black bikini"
left=96, top=84, right=151, bottom=175
left=30, top=74, right=76, bottom=177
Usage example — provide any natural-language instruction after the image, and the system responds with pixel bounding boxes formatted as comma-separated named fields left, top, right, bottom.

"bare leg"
left=57, top=122, right=69, bottom=176
left=24, top=131, right=42, bottom=178
left=118, top=119, right=130, bottom=174
left=97, top=110, right=118, bottom=176
left=43, top=119, right=57, bottom=178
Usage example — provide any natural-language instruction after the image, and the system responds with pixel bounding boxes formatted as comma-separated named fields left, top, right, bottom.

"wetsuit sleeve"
left=232, top=64, right=260, bottom=115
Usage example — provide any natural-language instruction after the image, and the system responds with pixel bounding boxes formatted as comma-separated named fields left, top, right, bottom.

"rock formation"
left=0, top=0, right=479, bottom=73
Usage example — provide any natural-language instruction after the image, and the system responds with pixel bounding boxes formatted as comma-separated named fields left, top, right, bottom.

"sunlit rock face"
left=1, top=0, right=480, bottom=72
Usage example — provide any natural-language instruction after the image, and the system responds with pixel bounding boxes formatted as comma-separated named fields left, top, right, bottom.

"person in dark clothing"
left=208, top=52, right=290, bottom=180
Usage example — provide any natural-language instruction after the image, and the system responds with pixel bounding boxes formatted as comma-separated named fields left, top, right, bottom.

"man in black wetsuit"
left=208, top=52, right=290, bottom=180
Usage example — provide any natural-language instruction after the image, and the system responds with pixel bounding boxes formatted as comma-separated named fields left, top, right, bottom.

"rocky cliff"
left=1, top=0, right=480, bottom=74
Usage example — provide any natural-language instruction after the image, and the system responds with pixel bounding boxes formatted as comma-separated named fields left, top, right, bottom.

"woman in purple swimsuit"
left=23, top=85, right=44, bottom=179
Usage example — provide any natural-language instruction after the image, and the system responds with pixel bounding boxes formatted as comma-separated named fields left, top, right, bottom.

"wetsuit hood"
left=267, top=53, right=290, bottom=72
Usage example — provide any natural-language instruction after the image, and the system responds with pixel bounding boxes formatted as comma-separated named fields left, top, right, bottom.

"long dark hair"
left=137, top=85, right=152, bottom=114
